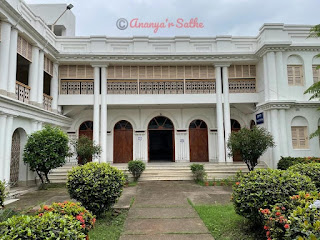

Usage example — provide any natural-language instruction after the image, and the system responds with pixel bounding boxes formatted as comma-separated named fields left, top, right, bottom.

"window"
left=291, top=126, right=309, bottom=149
left=287, top=65, right=304, bottom=86
left=312, top=66, right=320, bottom=83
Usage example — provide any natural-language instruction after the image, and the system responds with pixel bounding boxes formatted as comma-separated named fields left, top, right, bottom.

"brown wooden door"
left=231, top=119, right=242, bottom=162
left=79, top=121, right=93, bottom=140
left=114, top=120, right=133, bottom=163
left=189, top=120, right=209, bottom=162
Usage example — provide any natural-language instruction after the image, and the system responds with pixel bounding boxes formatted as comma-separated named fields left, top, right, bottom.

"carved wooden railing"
left=60, top=79, right=256, bottom=94
left=60, top=80, right=94, bottom=94
left=15, top=81, right=30, bottom=103
left=43, top=93, right=53, bottom=111
left=229, top=79, right=256, bottom=93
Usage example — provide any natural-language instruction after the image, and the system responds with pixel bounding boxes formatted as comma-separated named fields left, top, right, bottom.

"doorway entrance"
left=148, top=116, right=174, bottom=162
left=231, top=119, right=242, bottom=162
left=79, top=121, right=93, bottom=140
left=113, top=120, right=133, bottom=163
left=189, top=119, right=209, bottom=162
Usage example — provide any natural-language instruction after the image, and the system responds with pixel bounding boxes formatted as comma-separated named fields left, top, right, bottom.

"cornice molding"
left=257, top=101, right=320, bottom=111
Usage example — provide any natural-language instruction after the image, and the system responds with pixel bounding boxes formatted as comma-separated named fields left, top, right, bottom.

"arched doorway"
left=231, top=119, right=242, bottom=162
left=114, top=120, right=133, bottom=163
left=148, top=116, right=174, bottom=162
left=189, top=119, right=209, bottom=162
left=250, top=120, right=256, bottom=129
left=10, top=129, right=21, bottom=186
left=79, top=121, right=93, bottom=140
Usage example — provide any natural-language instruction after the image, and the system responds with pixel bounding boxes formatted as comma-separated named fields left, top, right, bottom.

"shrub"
left=289, top=163, right=320, bottom=190
left=71, top=135, right=101, bottom=165
left=190, top=164, right=206, bottom=182
left=23, top=125, right=69, bottom=184
left=0, top=180, right=5, bottom=207
left=0, top=209, right=18, bottom=222
left=232, top=169, right=316, bottom=224
left=0, top=212, right=86, bottom=239
left=277, top=156, right=320, bottom=170
left=262, top=191, right=320, bottom=240
left=38, top=201, right=96, bottom=235
left=67, top=162, right=125, bottom=217
left=227, top=127, right=275, bottom=171
left=128, top=160, right=146, bottom=181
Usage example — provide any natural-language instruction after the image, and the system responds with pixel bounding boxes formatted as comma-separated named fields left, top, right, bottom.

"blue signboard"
left=256, top=112, right=264, bottom=125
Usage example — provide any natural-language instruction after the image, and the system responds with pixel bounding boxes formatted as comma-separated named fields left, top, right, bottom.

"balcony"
left=15, top=81, right=30, bottom=103
left=59, top=79, right=255, bottom=95
left=43, top=93, right=53, bottom=111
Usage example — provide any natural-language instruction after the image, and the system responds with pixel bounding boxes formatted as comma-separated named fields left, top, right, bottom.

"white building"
left=0, top=0, right=319, bottom=185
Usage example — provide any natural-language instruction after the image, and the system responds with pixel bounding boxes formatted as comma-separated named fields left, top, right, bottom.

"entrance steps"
left=48, top=162, right=268, bottom=183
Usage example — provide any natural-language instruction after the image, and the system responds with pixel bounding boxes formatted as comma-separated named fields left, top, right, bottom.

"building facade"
left=0, top=0, right=320, bottom=185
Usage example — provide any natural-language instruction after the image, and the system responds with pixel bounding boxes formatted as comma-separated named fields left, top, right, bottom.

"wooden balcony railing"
left=15, top=81, right=30, bottom=103
left=59, top=79, right=256, bottom=95
left=43, top=93, right=53, bottom=111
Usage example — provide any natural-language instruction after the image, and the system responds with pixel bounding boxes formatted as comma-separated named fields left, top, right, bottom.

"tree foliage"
left=23, top=125, right=69, bottom=184
left=71, top=135, right=101, bottom=165
left=227, top=127, right=275, bottom=171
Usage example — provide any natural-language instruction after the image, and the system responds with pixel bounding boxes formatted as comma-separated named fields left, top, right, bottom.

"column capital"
left=214, top=63, right=231, bottom=68
left=91, top=64, right=109, bottom=68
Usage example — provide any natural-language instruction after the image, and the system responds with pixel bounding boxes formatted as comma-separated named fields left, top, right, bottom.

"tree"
left=227, top=127, right=275, bottom=171
left=304, top=24, right=320, bottom=138
left=71, top=135, right=101, bottom=165
left=23, top=125, right=69, bottom=184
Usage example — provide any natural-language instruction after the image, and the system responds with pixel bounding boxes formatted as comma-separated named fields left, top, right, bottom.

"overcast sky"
left=25, top=0, right=320, bottom=37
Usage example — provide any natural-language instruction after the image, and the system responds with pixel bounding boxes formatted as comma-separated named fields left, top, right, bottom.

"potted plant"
left=71, top=136, right=101, bottom=165
left=204, top=174, right=209, bottom=186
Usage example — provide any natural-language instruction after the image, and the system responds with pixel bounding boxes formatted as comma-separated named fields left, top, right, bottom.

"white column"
left=4, top=115, right=14, bottom=183
left=215, top=66, right=225, bottom=162
left=51, top=63, right=59, bottom=111
left=275, top=52, right=286, bottom=100
left=279, top=109, right=289, bottom=157
left=28, top=46, right=40, bottom=104
left=270, top=109, right=280, bottom=169
left=0, top=22, right=11, bottom=94
left=0, top=114, right=7, bottom=181
left=37, top=51, right=44, bottom=106
left=93, top=67, right=100, bottom=148
left=100, top=66, right=107, bottom=163
left=222, top=66, right=232, bottom=162
left=263, top=55, right=269, bottom=101
left=7, top=27, right=18, bottom=97
left=266, top=52, right=278, bottom=100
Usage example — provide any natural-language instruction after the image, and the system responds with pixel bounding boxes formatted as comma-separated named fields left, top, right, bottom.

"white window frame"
left=287, top=65, right=304, bottom=86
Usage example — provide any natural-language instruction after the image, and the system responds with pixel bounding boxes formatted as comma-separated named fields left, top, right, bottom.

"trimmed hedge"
left=128, top=160, right=146, bottom=181
left=288, top=163, right=320, bottom=190
left=262, top=191, right=320, bottom=240
left=277, top=156, right=320, bottom=170
left=190, top=164, right=206, bottom=182
left=0, top=212, right=86, bottom=239
left=232, top=169, right=317, bottom=224
left=67, top=162, right=125, bottom=217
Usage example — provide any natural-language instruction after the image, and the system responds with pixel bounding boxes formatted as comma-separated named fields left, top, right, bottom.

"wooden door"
left=189, top=120, right=209, bottom=162
left=231, top=119, right=242, bottom=162
left=79, top=121, right=93, bottom=140
left=114, top=120, right=133, bottom=163
left=10, top=129, right=20, bottom=186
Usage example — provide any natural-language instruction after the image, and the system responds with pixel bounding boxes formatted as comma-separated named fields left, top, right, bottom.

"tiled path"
left=119, top=181, right=215, bottom=240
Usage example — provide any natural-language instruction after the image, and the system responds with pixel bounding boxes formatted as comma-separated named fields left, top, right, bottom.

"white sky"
left=25, top=0, right=320, bottom=37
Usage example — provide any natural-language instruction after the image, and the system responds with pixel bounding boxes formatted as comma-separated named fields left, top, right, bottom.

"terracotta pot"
left=86, top=235, right=89, bottom=240
left=205, top=181, right=209, bottom=186
left=220, top=182, right=224, bottom=186
left=212, top=182, right=216, bottom=186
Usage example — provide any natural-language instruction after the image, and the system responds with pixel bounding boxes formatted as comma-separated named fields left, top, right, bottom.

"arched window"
left=148, top=116, right=174, bottom=130
left=291, top=116, right=309, bottom=149
left=114, top=120, right=133, bottom=130
left=189, top=119, right=207, bottom=129
left=312, top=55, right=320, bottom=83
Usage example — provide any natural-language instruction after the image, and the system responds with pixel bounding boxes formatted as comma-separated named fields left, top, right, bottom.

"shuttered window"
left=291, top=126, right=309, bottom=149
left=44, top=56, right=53, bottom=76
left=228, top=65, right=256, bottom=78
left=17, top=35, right=32, bottom=62
left=287, top=65, right=304, bottom=86
left=59, top=65, right=94, bottom=79
left=312, top=66, right=320, bottom=83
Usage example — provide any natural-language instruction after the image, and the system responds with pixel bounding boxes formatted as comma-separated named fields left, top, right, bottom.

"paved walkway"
left=120, top=181, right=222, bottom=240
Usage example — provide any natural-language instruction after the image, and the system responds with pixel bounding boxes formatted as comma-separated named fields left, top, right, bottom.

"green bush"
left=38, top=201, right=96, bottom=235
left=277, top=156, right=320, bottom=170
left=23, top=125, right=69, bottom=184
left=0, top=209, right=18, bottom=222
left=190, top=164, right=206, bottom=182
left=262, top=192, right=320, bottom=240
left=128, top=160, right=146, bottom=181
left=67, top=162, right=125, bottom=217
left=0, top=212, right=86, bottom=239
left=71, top=135, right=101, bottom=165
left=0, top=180, right=5, bottom=207
left=232, top=169, right=317, bottom=224
left=288, top=163, right=320, bottom=191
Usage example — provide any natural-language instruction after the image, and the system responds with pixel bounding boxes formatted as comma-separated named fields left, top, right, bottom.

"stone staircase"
left=48, top=162, right=268, bottom=183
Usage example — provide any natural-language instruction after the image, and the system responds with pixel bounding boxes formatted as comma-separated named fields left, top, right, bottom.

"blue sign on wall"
left=256, top=112, right=264, bottom=125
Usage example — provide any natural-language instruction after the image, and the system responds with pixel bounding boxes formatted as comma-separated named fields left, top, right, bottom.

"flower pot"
left=86, top=235, right=89, bottom=240
left=220, top=182, right=224, bottom=186
left=204, top=181, right=209, bottom=186
left=212, top=182, right=216, bottom=186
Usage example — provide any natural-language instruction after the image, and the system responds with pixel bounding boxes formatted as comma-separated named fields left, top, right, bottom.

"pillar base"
left=0, top=89, right=8, bottom=95
left=7, top=92, right=16, bottom=99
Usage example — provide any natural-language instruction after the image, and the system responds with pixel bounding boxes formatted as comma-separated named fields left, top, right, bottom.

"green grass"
left=193, top=203, right=264, bottom=240
left=89, top=210, right=128, bottom=240
left=128, top=181, right=138, bottom=187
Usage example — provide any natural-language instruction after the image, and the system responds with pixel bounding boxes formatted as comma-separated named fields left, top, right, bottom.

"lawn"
left=193, top=203, right=265, bottom=240
left=89, top=210, right=128, bottom=240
